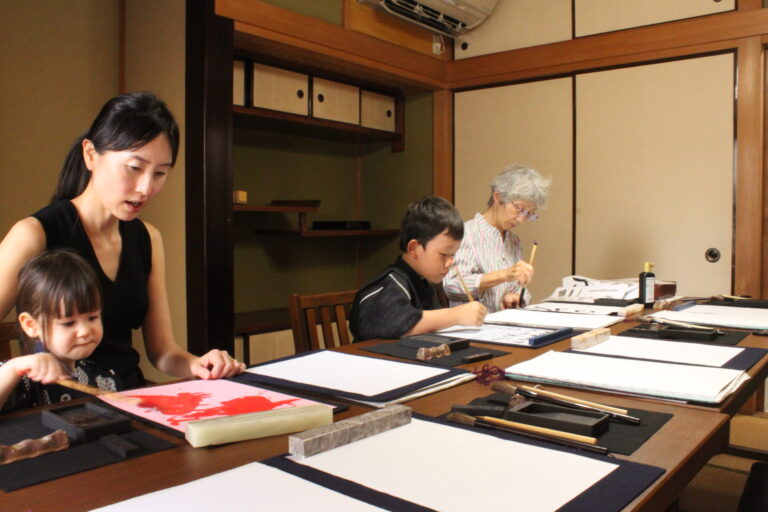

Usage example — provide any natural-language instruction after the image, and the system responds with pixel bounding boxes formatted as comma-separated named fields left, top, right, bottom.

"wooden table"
left=7, top=321, right=762, bottom=511
left=345, top=338, right=732, bottom=512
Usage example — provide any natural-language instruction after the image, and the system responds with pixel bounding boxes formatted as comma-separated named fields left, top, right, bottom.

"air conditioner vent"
left=385, top=0, right=466, bottom=34
left=359, top=0, right=497, bottom=38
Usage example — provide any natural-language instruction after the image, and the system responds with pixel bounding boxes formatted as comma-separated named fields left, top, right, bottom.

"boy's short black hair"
left=399, top=196, right=464, bottom=251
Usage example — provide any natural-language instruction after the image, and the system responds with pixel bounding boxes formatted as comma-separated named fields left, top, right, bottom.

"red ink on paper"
left=133, top=392, right=302, bottom=426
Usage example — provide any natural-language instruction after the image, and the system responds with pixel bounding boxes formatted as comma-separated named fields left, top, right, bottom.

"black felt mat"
left=704, top=299, right=768, bottom=309
left=445, top=392, right=672, bottom=456
left=0, top=410, right=175, bottom=491
left=363, top=341, right=508, bottom=367
left=620, top=324, right=750, bottom=346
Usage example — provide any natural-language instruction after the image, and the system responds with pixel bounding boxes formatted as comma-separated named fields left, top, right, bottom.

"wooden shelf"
left=233, top=204, right=397, bottom=237
left=233, top=105, right=401, bottom=144
left=252, top=228, right=399, bottom=237
left=233, top=203, right=319, bottom=214
left=234, top=308, right=291, bottom=336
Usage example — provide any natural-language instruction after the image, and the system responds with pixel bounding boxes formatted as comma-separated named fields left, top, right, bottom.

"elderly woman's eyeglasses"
left=513, top=203, right=538, bottom=221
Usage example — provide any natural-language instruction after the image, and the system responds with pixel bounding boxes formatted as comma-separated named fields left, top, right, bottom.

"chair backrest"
left=289, top=290, right=357, bottom=353
left=0, top=321, right=19, bottom=361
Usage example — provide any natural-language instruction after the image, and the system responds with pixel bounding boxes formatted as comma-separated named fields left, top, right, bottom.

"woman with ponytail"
left=0, top=92, right=244, bottom=390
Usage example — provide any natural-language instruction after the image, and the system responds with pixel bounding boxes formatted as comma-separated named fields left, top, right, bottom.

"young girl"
left=0, top=250, right=106, bottom=411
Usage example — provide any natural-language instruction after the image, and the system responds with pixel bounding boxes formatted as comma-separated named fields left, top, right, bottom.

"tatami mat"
left=679, top=413, right=768, bottom=512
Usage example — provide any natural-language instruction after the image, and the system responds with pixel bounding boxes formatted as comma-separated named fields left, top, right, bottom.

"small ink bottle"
left=638, top=262, right=655, bottom=307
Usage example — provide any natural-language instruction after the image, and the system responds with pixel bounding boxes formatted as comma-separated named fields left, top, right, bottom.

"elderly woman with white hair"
left=443, top=164, right=550, bottom=312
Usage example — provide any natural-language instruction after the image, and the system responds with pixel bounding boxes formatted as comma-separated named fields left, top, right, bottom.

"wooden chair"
left=289, top=290, right=357, bottom=353
left=0, top=321, right=19, bottom=361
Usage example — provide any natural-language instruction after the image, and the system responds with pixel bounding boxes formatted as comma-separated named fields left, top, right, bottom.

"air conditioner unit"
left=358, top=0, right=498, bottom=38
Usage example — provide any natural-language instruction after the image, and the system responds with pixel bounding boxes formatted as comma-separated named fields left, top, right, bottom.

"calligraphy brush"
left=447, top=412, right=609, bottom=455
left=528, top=241, right=538, bottom=266
left=492, top=381, right=640, bottom=425
left=453, top=266, right=474, bottom=303
left=518, top=241, right=537, bottom=306
left=637, top=315, right=724, bottom=335
left=56, top=379, right=140, bottom=404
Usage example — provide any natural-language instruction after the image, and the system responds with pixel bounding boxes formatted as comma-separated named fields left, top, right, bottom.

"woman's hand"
left=190, top=350, right=246, bottom=380
left=504, top=261, right=534, bottom=286
left=502, top=292, right=522, bottom=309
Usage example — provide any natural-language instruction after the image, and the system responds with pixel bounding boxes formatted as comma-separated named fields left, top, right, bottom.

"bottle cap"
left=644, top=262, right=654, bottom=272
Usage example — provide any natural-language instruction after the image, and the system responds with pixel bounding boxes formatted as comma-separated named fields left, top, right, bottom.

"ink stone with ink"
left=505, top=402, right=609, bottom=437
left=400, top=334, right=470, bottom=351
left=41, top=402, right=131, bottom=442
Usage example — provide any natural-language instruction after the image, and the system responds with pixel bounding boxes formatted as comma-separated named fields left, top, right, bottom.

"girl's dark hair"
left=399, top=196, right=464, bottom=251
left=51, top=92, right=180, bottom=203
left=16, top=250, right=102, bottom=352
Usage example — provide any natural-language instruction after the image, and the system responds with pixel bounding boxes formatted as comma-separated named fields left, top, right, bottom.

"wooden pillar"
left=185, top=0, right=235, bottom=354
left=433, top=88, right=453, bottom=201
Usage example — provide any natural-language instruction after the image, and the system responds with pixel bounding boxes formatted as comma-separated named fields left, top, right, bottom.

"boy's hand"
left=504, top=261, right=534, bottom=286
left=11, top=353, right=71, bottom=384
left=455, top=301, right=487, bottom=326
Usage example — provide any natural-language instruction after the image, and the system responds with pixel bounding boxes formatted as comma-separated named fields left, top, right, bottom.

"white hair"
left=488, top=163, right=551, bottom=209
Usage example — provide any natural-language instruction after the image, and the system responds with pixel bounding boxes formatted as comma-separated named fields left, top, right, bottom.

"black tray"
left=41, top=402, right=131, bottom=442
left=506, top=402, right=609, bottom=437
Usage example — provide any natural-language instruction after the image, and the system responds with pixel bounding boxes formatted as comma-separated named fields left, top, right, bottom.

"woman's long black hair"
left=51, top=92, right=179, bottom=203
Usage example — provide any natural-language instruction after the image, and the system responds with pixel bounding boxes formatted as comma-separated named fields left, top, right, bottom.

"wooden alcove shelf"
left=233, top=204, right=398, bottom=237
left=233, top=105, right=402, bottom=145
left=252, top=229, right=399, bottom=237
left=233, top=203, right=319, bottom=214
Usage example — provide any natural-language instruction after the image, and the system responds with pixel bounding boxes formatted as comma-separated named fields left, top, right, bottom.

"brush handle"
left=479, top=416, right=597, bottom=445
left=447, top=412, right=609, bottom=455
left=516, top=384, right=628, bottom=415
left=528, top=243, right=538, bottom=266
left=57, top=379, right=110, bottom=396
left=454, top=267, right=474, bottom=303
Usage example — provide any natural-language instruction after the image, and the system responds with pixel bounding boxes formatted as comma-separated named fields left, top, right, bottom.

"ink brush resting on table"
left=492, top=381, right=640, bottom=425
left=476, top=384, right=610, bottom=437
left=446, top=412, right=608, bottom=455
left=636, top=315, right=723, bottom=337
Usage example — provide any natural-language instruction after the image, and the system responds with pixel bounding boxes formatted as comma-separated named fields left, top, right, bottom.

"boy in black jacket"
left=350, top=197, right=487, bottom=341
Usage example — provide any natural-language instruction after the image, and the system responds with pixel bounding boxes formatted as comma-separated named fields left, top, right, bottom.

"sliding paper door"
left=455, top=78, right=573, bottom=300
left=575, top=54, right=734, bottom=296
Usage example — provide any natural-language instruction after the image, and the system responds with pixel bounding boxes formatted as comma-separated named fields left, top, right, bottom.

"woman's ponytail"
left=50, top=135, right=90, bottom=204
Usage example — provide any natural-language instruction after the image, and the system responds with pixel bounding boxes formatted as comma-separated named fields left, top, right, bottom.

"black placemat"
left=620, top=324, right=750, bottom=345
left=266, top=413, right=665, bottom=512
left=447, top=392, right=672, bottom=456
left=0, top=409, right=175, bottom=491
left=362, top=340, right=508, bottom=367
left=704, top=299, right=768, bottom=309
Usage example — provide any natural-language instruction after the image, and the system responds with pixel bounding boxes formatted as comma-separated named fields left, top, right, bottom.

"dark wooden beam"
left=185, top=0, right=235, bottom=355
